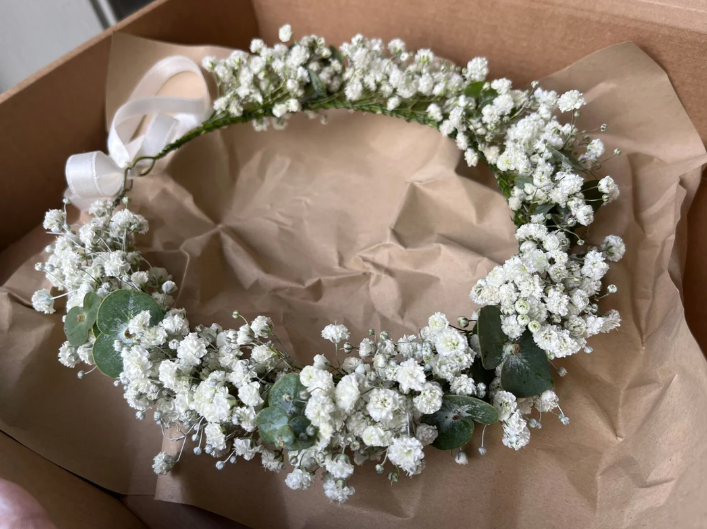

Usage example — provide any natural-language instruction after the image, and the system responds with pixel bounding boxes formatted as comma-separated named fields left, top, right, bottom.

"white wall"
left=0, top=0, right=103, bottom=93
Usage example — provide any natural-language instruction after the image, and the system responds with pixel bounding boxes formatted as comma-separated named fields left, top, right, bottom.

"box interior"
left=1, top=0, right=706, bottom=526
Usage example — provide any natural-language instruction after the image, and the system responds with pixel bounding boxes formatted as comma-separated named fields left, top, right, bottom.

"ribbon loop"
left=65, top=55, right=210, bottom=210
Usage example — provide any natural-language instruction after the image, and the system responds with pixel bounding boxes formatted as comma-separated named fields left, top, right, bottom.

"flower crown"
left=32, top=25, right=624, bottom=503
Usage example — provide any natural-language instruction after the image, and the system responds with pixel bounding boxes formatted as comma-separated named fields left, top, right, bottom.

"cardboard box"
left=0, top=0, right=705, bottom=527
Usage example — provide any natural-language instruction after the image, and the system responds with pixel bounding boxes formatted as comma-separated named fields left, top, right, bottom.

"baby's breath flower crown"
left=33, top=26, right=624, bottom=503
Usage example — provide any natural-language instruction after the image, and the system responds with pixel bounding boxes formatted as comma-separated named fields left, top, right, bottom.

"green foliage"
left=257, top=373, right=315, bottom=450
left=469, top=357, right=495, bottom=388
left=64, top=292, right=100, bottom=346
left=533, top=202, right=555, bottom=217
left=329, top=45, right=345, bottom=65
left=307, top=69, right=326, bottom=96
left=92, top=290, right=162, bottom=378
left=514, top=176, right=533, bottom=189
left=463, top=81, right=485, bottom=99
left=501, top=331, right=554, bottom=398
left=96, top=290, right=162, bottom=336
left=268, top=373, right=306, bottom=415
left=478, top=305, right=506, bottom=369
left=92, top=333, right=123, bottom=378
left=422, top=395, right=498, bottom=450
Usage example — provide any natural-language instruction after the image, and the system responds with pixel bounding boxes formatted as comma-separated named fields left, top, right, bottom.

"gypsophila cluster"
left=32, top=26, right=625, bottom=504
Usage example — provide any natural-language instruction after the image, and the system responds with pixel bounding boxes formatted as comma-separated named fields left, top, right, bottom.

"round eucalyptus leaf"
left=459, top=395, right=499, bottom=425
left=268, top=373, right=305, bottom=415
left=93, top=332, right=123, bottom=378
left=288, top=415, right=316, bottom=450
left=256, top=407, right=316, bottom=450
left=422, top=395, right=478, bottom=450
left=96, top=290, right=162, bottom=342
left=64, top=292, right=101, bottom=346
left=276, top=425, right=296, bottom=447
left=256, top=406, right=289, bottom=447
left=501, top=330, right=554, bottom=398
left=478, top=305, right=506, bottom=369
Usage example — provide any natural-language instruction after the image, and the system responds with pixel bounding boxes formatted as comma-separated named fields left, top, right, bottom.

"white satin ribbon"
left=65, top=55, right=211, bottom=210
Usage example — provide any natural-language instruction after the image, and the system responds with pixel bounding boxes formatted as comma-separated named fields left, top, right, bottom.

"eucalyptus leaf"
left=64, top=292, right=100, bottom=346
left=463, top=81, right=485, bottom=99
left=478, top=305, right=506, bottom=369
left=91, top=290, right=163, bottom=378
left=96, top=290, right=162, bottom=340
left=501, top=331, right=554, bottom=398
left=93, top=332, right=123, bottom=378
left=268, top=373, right=305, bottom=415
left=329, top=45, right=345, bottom=65
left=307, top=69, right=325, bottom=97
left=289, top=415, right=316, bottom=450
left=514, top=176, right=533, bottom=189
left=546, top=146, right=586, bottom=174
left=479, top=88, right=499, bottom=105
left=422, top=395, right=479, bottom=450
left=256, top=406, right=316, bottom=450
left=256, top=406, right=289, bottom=446
left=533, top=202, right=555, bottom=217
left=469, top=359, right=496, bottom=389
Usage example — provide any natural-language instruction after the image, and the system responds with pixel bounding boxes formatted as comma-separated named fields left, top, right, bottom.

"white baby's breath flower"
left=493, top=390, right=517, bottom=422
left=395, top=358, right=426, bottom=393
left=387, top=436, right=424, bottom=475
left=278, top=24, right=292, bottom=43
left=323, top=474, right=355, bottom=503
left=434, top=328, right=467, bottom=356
left=598, top=175, right=620, bottom=203
left=152, top=452, right=175, bottom=475
left=238, top=381, right=263, bottom=407
left=362, top=425, right=392, bottom=447
left=325, top=456, right=354, bottom=479
left=602, top=235, right=626, bottom=262
left=415, top=424, right=438, bottom=446
left=234, top=438, right=260, bottom=460
left=32, top=289, right=55, bottom=314
left=367, top=388, right=401, bottom=423
left=285, top=469, right=314, bottom=490
left=465, top=57, right=488, bottom=82
left=321, top=323, right=350, bottom=344
left=335, top=374, right=360, bottom=413
left=413, top=383, right=443, bottom=414
left=557, top=90, right=585, bottom=112
left=43, top=210, right=65, bottom=233
left=261, top=449, right=284, bottom=472
left=176, top=333, right=208, bottom=367
left=58, top=342, right=79, bottom=368
left=427, top=312, right=449, bottom=335
left=358, top=337, right=375, bottom=358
